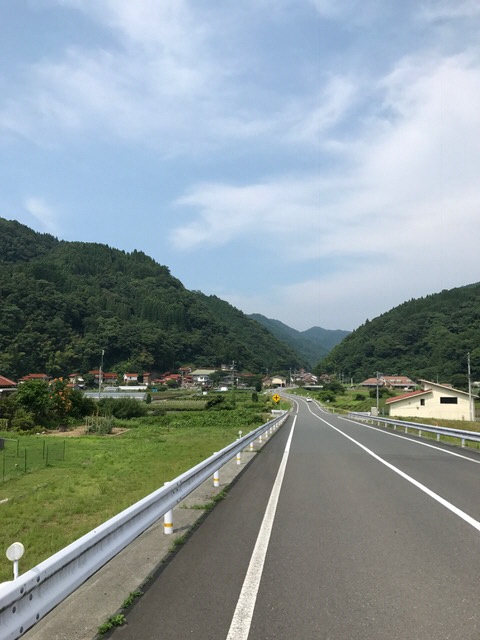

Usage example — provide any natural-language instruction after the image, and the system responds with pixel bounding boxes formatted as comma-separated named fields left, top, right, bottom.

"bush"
left=319, top=390, right=336, bottom=403
left=323, top=381, right=345, bottom=394
left=369, top=387, right=394, bottom=399
left=97, top=398, right=147, bottom=419
left=11, top=408, right=36, bottom=431
left=86, top=415, right=114, bottom=435
left=70, top=389, right=96, bottom=419
left=206, top=395, right=226, bottom=410
left=354, top=393, right=366, bottom=401
left=148, top=406, right=166, bottom=417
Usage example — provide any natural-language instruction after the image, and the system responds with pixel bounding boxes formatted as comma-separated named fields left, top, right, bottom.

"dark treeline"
left=317, top=283, right=480, bottom=388
left=0, top=218, right=304, bottom=379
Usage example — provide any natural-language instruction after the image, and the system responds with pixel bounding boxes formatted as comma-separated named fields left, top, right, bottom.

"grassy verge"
left=0, top=397, right=276, bottom=583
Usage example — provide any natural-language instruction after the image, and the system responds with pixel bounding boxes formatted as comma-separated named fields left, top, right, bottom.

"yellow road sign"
left=272, top=394, right=281, bottom=403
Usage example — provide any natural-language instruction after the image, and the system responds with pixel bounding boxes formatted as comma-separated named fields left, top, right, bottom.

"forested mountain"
left=0, top=218, right=304, bottom=379
left=317, top=283, right=480, bottom=387
left=248, top=314, right=349, bottom=368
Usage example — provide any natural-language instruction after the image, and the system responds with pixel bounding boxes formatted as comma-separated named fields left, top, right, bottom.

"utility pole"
left=231, top=360, right=236, bottom=407
left=98, top=349, right=105, bottom=401
left=468, top=352, right=475, bottom=421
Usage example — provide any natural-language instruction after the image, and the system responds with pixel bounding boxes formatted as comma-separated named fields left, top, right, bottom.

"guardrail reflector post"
left=461, top=438, right=465, bottom=447
left=236, top=450, right=241, bottom=465
left=213, top=453, right=220, bottom=487
left=437, top=433, right=440, bottom=441
left=249, top=441, right=254, bottom=452
left=163, top=482, right=173, bottom=535
left=258, top=433, right=262, bottom=443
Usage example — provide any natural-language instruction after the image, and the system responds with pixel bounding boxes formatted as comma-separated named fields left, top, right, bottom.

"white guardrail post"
left=0, top=411, right=288, bottom=640
left=213, top=453, right=220, bottom=487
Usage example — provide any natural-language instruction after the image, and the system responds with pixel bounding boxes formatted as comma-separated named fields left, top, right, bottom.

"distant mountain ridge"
left=317, top=282, right=480, bottom=386
left=249, top=314, right=349, bottom=368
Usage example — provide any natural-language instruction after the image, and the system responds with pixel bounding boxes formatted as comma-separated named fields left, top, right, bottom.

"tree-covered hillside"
left=317, top=284, right=480, bottom=387
left=249, top=313, right=349, bottom=367
left=0, top=218, right=303, bottom=379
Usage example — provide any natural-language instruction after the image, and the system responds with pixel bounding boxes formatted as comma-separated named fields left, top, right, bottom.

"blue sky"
left=1, top=1, right=480, bottom=331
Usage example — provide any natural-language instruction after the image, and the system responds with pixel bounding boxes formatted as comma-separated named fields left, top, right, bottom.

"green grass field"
left=0, top=398, right=278, bottom=583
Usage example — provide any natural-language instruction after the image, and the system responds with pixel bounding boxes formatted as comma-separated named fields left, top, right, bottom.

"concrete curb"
left=22, top=447, right=263, bottom=640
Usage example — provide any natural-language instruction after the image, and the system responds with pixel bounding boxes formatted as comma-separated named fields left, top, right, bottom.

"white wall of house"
left=388, top=383, right=473, bottom=421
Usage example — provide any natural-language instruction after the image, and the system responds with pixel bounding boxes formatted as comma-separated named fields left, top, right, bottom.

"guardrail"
left=348, top=412, right=480, bottom=447
left=0, top=411, right=288, bottom=640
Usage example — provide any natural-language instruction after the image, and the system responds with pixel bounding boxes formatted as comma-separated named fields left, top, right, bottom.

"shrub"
left=319, top=390, right=336, bottom=403
left=11, top=408, right=36, bottom=432
left=369, top=387, right=394, bottom=399
left=69, top=389, right=96, bottom=419
left=86, top=415, right=114, bottom=435
left=97, top=398, right=147, bottom=419
left=206, top=395, right=226, bottom=410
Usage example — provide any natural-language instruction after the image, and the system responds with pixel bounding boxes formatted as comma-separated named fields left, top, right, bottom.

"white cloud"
left=172, top=48, right=480, bottom=328
left=0, top=0, right=223, bottom=147
left=420, top=0, right=480, bottom=21
left=24, top=197, right=59, bottom=234
left=285, top=76, right=358, bottom=144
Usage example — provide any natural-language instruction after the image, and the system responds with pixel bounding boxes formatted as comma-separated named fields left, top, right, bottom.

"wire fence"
left=0, top=437, right=67, bottom=483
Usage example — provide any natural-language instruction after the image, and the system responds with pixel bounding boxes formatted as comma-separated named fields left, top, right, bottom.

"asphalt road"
left=112, top=399, right=480, bottom=639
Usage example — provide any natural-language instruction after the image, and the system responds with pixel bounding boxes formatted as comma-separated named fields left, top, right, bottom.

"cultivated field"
left=0, top=395, right=284, bottom=583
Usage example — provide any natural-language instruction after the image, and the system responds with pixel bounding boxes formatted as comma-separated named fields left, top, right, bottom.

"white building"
left=385, top=379, right=475, bottom=421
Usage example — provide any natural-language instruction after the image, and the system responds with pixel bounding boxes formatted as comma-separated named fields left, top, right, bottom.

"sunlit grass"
left=0, top=399, right=275, bottom=582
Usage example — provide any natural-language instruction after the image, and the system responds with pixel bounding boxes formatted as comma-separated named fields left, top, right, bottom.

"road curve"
left=112, top=399, right=480, bottom=639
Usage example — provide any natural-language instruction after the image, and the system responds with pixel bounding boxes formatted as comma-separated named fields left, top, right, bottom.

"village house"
left=0, top=375, right=17, bottom=397
left=88, top=370, right=118, bottom=385
left=360, top=375, right=415, bottom=390
left=123, top=373, right=139, bottom=385
left=68, top=373, right=85, bottom=388
left=263, top=375, right=287, bottom=388
left=18, top=373, right=50, bottom=383
left=190, top=369, right=217, bottom=386
left=385, top=380, right=475, bottom=421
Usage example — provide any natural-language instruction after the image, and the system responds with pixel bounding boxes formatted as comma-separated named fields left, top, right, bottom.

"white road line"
left=339, top=415, right=480, bottom=464
left=314, top=412, right=480, bottom=533
left=226, top=417, right=296, bottom=640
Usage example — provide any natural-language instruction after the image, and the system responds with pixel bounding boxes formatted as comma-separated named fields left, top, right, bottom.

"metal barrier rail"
left=0, top=411, right=288, bottom=640
left=348, top=412, right=480, bottom=446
